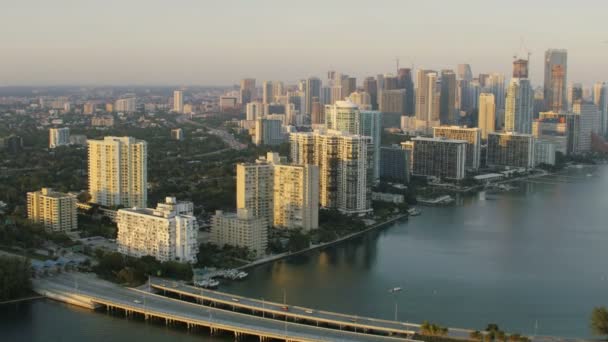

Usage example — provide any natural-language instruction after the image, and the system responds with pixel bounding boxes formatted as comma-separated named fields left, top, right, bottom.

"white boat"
left=408, top=208, right=421, bottom=216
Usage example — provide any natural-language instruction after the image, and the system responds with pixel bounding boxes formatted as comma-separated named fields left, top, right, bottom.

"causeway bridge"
left=34, top=273, right=420, bottom=342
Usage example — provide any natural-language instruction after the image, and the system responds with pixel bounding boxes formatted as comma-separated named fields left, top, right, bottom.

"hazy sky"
left=2, top=0, right=607, bottom=86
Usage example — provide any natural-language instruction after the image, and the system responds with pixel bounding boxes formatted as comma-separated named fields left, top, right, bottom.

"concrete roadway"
left=151, top=278, right=476, bottom=340
left=151, top=277, right=418, bottom=336
left=34, top=273, right=415, bottom=342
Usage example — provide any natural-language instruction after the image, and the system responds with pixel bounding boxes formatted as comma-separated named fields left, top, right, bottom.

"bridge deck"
left=34, top=273, right=416, bottom=342
left=151, top=277, right=418, bottom=336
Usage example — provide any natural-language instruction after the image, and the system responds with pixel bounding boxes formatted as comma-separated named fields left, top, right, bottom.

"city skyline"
left=2, top=0, right=608, bottom=86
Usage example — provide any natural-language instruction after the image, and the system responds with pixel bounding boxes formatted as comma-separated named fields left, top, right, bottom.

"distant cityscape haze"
left=2, top=0, right=608, bottom=86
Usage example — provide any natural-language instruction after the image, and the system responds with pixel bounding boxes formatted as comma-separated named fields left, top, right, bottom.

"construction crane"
left=514, top=37, right=532, bottom=61
left=395, top=56, right=415, bottom=72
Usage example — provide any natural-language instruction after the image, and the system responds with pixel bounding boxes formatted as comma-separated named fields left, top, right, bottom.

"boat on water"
left=408, top=208, right=421, bottom=216
left=193, top=279, right=220, bottom=289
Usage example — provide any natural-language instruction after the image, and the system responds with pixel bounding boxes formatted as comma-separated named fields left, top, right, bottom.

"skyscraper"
left=305, top=77, right=322, bottom=116
left=348, top=91, right=372, bottom=110
left=87, top=136, right=147, bottom=208
left=325, top=100, right=360, bottom=133
left=544, top=49, right=568, bottom=112
left=572, top=101, right=601, bottom=152
left=415, top=70, right=440, bottom=132
left=236, top=160, right=273, bottom=223
left=505, top=79, right=534, bottom=134
left=240, top=78, right=256, bottom=105
left=262, top=81, right=273, bottom=104
left=254, top=118, right=283, bottom=146
left=478, top=93, right=496, bottom=140
left=440, top=70, right=457, bottom=125
left=311, top=97, right=324, bottom=125
left=457, top=64, right=473, bottom=81
left=290, top=130, right=372, bottom=215
left=397, top=68, right=415, bottom=115
left=567, top=83, right=583, bottom=110
left=505, top=59, right=533, bottom=134
left=236, top=153, right=319, bottom=231
left=359, top=110, right=382, bottom=180
left=173, top=90, right=184, bottom=113
left=363, top=77, right=378, bottom=110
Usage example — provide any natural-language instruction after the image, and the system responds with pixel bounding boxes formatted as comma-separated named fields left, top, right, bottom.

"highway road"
left=34, top=273, right=416, bottom=342
left=151, top=277, right=418, bottom=336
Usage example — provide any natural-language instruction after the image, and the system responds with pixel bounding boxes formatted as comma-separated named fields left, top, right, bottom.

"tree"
left=77, top=191, right=92, bottom=203
left=470, top=331, right=483, bottom=341
left=287, top=230, right=310, bottom=252
left=591, top=306, right=608, bottom=337
left=0, top=256, right=31, bottom=301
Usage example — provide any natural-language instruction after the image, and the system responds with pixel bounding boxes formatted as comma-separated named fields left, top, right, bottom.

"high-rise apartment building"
left=379, top=145, right=410, bottom=184
left=534, top=140, right=556, bottom=166
left=532, top=118, right=569, bottom=154
left=379, top=89, right=406, bottom=124
left=359, top=110, right=382, bottom=180
left=486, top=132, right=535, bottom=169
left=433, top=126, right=481, bottom=170
left=539, top=111, right=580, bottom=155
left=254, top=118, right=283, bottom=146
left=478, top=93, right=496, bottom=140
left=272, top=163, right=319, bottom=230
left=49, top=127, right=70, bottom=149
left=325, top=101, right=381, bottom=180
left=544, top=49, right=568, bottom=112
left=410, top=137, right=467, bottom=180
left=114, top=97, right=136, bottom=113
left=415, top=70, right=440, bottom=132
left=173, top=90, right=184, bottom=113
left=237, top=153, right=319, bottom=230
left=88, top=136, right=147, bottom=208
left=117, top=197, right=198, bottom=263
left=27, top=188, right=77, bottom=232
left=290, top=130, right=372, bottom=215
left=237, top=159, right=274, bottom=223
left=210, top=209, right=267, bottom=257
left=572, top=101, right=601, bottom=152
left=326, top=100, right=360, bottom=133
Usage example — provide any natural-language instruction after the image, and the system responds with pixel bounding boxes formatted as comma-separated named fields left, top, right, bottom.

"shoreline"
left=0, top=295, right=45, bottom=305
left=237, top=213, right=409, bottom=271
